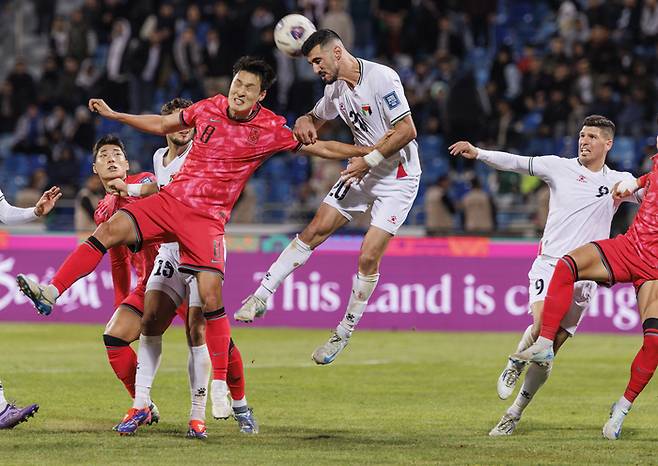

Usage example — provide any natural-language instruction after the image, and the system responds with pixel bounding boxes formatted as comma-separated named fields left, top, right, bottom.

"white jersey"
left=311, top=58, right=421, bottom=180
left=477, top=149, right=639, bottom=257
left=0, top=187, right=38, bottom=225
left=152, top=143, right=192, bottom=252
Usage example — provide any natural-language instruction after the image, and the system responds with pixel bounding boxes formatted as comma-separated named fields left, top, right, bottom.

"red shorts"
left=120, top=191, right=226, bottom=276
left=592, top=234, right=658, bottom=291
left=120, top=285, right=188, bottom=321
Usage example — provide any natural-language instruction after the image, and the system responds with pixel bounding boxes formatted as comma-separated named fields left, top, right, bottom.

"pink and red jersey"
left=164, top=93, right=301, bottom=224
left=626, top=154, right=658, bottom=265
left=94, top=172, right=159, bottom=306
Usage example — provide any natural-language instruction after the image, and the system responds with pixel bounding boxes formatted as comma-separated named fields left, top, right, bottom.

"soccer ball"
left=274, top=14, right=316, bottom=57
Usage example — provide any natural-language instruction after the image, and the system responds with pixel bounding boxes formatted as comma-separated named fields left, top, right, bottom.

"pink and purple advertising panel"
left=0, top=234, right=641, bottom=333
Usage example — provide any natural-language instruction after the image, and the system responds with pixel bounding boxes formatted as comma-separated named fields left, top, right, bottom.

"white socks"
left=233, top=397, right=248, bottom=409
left=254, top=236, right=313, bottom=301
left=188, top=344, right=211, bottom=421
left=508, top=362, right=552, bottom=418
left=617, top=396, right=632, bottom=412
left=336, top=273, right=380, bottom=339
left=535, top=336, right=554, bottom=348
left=0, top=379, right=6, bottom=410
left=133, top=334, right=162, bottom=409
left=515, top=325, right=535, bottom=353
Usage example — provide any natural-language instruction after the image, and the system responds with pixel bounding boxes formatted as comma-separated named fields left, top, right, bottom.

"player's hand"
left=293, top=115, right=318, bottom=145
left=448, top=141, right=478, bottom=159
left=107, top=178, right=128, bottom=196
left=340, top=157, right=369, bottom=186
left=34, top=186, right=62, bottom=217
left=88, top=98, right=115, bottom=118
left=612, top=179, right=639, bottom=200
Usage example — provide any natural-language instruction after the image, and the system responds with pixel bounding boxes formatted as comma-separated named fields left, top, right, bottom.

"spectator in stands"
left=425, top=175, right=456, bottom=235
left=7, top=59, right=36, bottom=112
left=173, top=27, right=203, bottom=100
left=15, top=169, right=49, bottom=217
left=74, top=174, right=103, bottom=231
left=320, top=0, right=355, bottom=49
left=640, top=0, right=658, bottom=45
left=0, top=81, right=18, bottom=134
left=12, top=104, right=48, bottom=155
left=47, top=144, right=80, bottom=197
left=462, top=178, right=495, bottom=233
left=68, top=9, right=96, bottom=62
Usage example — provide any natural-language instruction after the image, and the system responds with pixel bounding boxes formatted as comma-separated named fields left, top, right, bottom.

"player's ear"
left=334, top=45, right=342, bottom=61
left=92, top=163, right=97, bottom=175
left=605, top=137, right=613, bottom=152
left=257, top=89, right=267, bottom=103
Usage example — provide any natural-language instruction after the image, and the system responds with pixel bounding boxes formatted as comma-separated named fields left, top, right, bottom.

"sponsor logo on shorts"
left=388, top=215, right=398, bottom=224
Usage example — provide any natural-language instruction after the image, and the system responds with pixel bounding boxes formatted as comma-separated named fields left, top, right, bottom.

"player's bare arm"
left=33, top=186, right=62, bottom=217
left=293, top=113, right=326, bottom=144
left=340, top=115, right=417, bottom=183
left=106, top=179, right=159, bottom=198
left=300, top=140, right=370, bottom=159
left=88, top=99, right=188, bottom=135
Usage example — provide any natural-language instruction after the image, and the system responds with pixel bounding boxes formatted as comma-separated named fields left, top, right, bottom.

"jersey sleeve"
left=179, top=96, right=213, bottom=128
left=0, top=188, right=37, bottom=225
left=376, top=67, right=411, bottom=126
left=310, top=87, right=339, bottom=121
left=109, top=245, right=132, bottom=307
left=476, top=149, right=559, bottom=181
left=270, top=123, right=303, bottom=153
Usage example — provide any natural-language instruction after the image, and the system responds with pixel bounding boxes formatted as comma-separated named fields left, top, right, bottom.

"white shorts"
left=528, top=255, right=596, bottom=335
left=322, top=174, right=420, bottom=235
left=146, top=245, right=202, bottom=308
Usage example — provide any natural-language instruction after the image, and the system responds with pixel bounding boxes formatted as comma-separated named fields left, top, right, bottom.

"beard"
left=321, top=72, right=338, bottom=84
left=170, top=135, right=193, bottom=146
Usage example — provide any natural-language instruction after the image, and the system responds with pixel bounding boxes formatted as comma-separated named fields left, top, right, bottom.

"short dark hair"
left=232, top=56, right=276, bottom=91
left=93, top=134, right=126, bottom=161
left=582, top=114, right=615, bottom=138
left=301, top=29, right=342, bottom=56
left=161, top=97, right=193, bottom=115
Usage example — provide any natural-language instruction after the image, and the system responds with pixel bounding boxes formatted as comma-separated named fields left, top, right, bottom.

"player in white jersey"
left=449, top=115, right=640, bottom=436
left=0, top=185, right=60, bottom=429
left=108, top=98, right=257, bottom=437
left=235, top=29, right=421, bottom=365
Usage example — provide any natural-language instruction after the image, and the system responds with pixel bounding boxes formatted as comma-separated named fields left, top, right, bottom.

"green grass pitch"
left=0, top=324, right=656, bottom=465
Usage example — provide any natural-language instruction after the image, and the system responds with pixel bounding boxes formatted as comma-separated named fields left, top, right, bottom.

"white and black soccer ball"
left=274, top=14, right=316, bottom=57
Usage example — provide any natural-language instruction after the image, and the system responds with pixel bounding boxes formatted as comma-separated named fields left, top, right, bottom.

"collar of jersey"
left=576, top=157, right=607, bottom=175
left=226, top=103, right=261, bottom=123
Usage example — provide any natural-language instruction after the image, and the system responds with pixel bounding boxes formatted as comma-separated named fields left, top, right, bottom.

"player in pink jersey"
left=17, top=56, right=371, bottom=434
left=512, top=134, right=658, bottom=439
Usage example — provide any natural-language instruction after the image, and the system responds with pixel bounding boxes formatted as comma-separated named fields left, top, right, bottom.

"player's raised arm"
left=0, top=186, right=61, bottom=224
left=299, top=140, right=370, bottom=159
left=449, top=141, right=536, bottom=176
left=340, top=116, right=417, bottom=183
left=88, top=99, right=188, bottom=135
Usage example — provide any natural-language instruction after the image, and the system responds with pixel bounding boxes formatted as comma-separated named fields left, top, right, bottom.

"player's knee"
left=556, top=255, right=579, bottom=283
left=358, top=251, right=380, bottom=275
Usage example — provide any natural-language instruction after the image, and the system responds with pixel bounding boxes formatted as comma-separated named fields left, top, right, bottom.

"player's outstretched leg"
left=490, top=362, right=552, bottom=436
left=235, top=236, right=313, bottom=322
left=17, top=213, right=136, bottom=315
left=312, top=272, right=379, bottom=365
left=0, top=380, right=38, bottom=429
left=497, top=325, right=534, bottom=399
left=603, top=317, right=658, bottom=440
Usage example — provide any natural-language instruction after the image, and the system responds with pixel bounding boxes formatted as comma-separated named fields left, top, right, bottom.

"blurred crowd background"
left=0, top=0, right=656, bottom=235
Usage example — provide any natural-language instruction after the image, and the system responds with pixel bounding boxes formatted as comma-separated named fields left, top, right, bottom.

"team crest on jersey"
left=360, top=104, right=372, bottom=116
left=339, top=102, right=347, bottom=113
left=383, top=91, right=400, bottom=109
left=247, top=127, right=261, bottom=145
left=577, top=175, right=587, bottom=183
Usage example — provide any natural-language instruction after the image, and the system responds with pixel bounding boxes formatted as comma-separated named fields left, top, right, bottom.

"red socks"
left=104, top=335, right=137, bottom=399
left=539, top=256, right=578, bottom=340
left=623, top=320, right=658, bottom=402
left=227, top=340, right=245, bottom=401
left=205, top=308, right=231, bottom=381
left=52, top=237, right=107, bottom=295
